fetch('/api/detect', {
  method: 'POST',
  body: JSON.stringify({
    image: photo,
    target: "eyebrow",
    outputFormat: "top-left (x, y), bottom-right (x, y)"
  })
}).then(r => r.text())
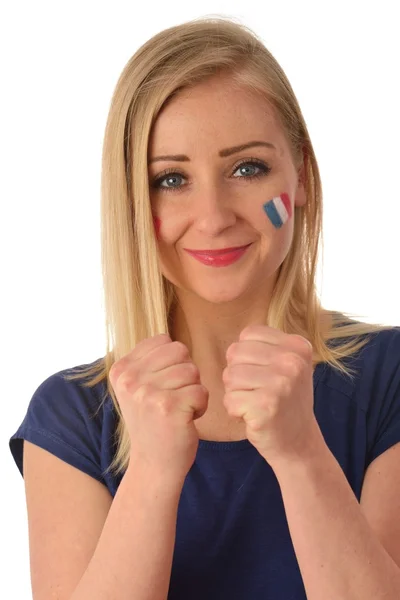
top-left (148, 140), bottom-right (276, 165)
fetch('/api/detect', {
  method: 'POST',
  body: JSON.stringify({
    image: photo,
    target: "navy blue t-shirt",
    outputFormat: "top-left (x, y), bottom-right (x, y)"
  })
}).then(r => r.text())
top-left (9, 326), bottom-right (400, 600)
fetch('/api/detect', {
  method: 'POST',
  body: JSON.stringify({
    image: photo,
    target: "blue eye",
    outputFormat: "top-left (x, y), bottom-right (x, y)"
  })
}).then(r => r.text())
top-left (151, 159), bottom-right (271, 193)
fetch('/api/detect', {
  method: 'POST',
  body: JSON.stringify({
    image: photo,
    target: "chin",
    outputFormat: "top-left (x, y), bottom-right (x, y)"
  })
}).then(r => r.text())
top-left (168, 267), bottom-right (264, 303)
top-left (192, 284), bottom-right (250, 304)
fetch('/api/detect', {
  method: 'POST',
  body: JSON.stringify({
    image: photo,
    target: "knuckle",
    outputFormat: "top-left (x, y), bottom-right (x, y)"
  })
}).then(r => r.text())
top-left (155, 334), bottom-right (172, 348)
top-left (118, 369), bottom-right (139, 394)
top-left (109, 359), bottom-right (124, 381)
top-left (109, 363), bottom-right (119, 383)
top-left (277, 376), bottom-right (292, 397)
top-left (281, 352), bottom-right (304, 375)
top-left (197, 383), bottom-right (209, 397)
top-left (183, 361), bottom-right (199, 378)
top-left (171, 341), bottom-right (190, 358)
top-left (227, 342), bottom-right (240, 360)
top-left (222, 366), bottom-right (232, 385)
top-left (154, 390), bottom-right (175, 415)
top-left (188, 383), bottom-right (208, 403)
top-left (293, 334), bottom-right (313, 355)
top-left (135, 382), bottom-right (157, 402)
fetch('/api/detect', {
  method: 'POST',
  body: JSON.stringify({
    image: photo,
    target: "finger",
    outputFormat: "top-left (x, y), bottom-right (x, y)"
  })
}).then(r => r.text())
top-left (227, 340), bottom-right (288, 365)
top-left (223, 389), bottom-right (257, 419)
top-left (115, 333), bottom-right (172, 370)
top-left (238, 326), bottom-right (312, 358)
top-left (174, 385), bottom-right (209, 420)
top-left (239, 324), bottom-right (284, 343)
top-left (223, 363), bottom-right (271, 390)
top-left (141, 340), bottom-right (192, 373)
top-left (226, 340), bottom-right (272, 364)
top-left (143, 361), bottom-right (201, 390)
top-left (131, 333), bottom-right (172, 361)
top-left (110, 334), bottom-right (172, 381)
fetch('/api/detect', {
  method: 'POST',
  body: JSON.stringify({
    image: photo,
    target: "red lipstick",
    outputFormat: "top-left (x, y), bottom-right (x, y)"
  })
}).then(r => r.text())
top-left (183, 244), bottom-right (252, 267)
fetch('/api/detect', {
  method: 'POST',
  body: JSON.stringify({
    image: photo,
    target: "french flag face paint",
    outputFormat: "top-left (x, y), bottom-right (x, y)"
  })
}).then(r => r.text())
top-left (262, 192), bottom-right (292, 229)
top-left (153, 215), bottom-right (161, 238)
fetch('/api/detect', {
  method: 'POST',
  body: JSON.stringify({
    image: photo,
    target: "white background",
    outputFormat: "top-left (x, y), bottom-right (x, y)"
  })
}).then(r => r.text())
top-left (1, 0), bottom-right (399, 597)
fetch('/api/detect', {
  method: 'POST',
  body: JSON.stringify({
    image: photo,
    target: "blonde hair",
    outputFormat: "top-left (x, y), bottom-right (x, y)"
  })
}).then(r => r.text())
top-left (64, 15), bottom-right (393, 477)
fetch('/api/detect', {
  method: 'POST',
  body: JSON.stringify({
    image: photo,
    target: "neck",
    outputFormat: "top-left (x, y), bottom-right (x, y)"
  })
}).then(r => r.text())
top-left (170, 285), bottom-right (274, 375)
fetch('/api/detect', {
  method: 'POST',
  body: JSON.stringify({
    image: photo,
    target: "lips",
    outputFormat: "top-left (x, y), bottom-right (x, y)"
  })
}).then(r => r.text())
top-left (183, 243), bottom-right (252, 267)
top-left (183, 243), bottom-right (251, 256)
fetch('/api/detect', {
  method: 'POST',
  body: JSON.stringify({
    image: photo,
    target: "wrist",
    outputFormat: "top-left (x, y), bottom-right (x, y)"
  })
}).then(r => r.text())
top-left (266, 420), bottom-right (329, 476)
top-left (124, 458), bottom-right (186, 499)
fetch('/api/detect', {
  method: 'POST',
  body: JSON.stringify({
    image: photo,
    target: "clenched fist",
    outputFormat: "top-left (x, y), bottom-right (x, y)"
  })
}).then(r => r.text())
top-left (109, 334), bottom-right (209, 483)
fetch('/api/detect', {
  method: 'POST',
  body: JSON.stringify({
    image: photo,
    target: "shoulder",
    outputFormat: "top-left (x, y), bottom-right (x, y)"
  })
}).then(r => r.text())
top-left (312, 326), bottom-right (400, 485)
top-left (320, 325), bottom-right (400, 411)
top-left (35, 357), bottom-right (110, 419)
top-left (10, 357), bottom-right (118, 489)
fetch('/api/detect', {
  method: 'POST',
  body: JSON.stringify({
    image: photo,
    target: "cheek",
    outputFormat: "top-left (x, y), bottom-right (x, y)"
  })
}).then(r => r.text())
top-left (262, 192), bottom-right (292, 229)
top-left (152, 209), bottom-right (189, 245)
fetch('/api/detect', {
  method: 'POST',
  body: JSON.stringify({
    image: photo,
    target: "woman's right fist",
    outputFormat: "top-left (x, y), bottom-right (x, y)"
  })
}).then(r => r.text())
top-left (109, 334), bottom-right (209, 482)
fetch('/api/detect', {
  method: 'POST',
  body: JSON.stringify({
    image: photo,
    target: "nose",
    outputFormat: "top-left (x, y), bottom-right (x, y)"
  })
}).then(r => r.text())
top-left (193, 184), bottom-right (237, 236)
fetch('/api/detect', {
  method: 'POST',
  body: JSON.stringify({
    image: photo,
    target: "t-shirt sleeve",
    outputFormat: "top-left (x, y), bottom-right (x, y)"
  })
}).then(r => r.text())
top-left (9, 365), bottom-right (107, 484)
top-left (365, 327), bottom-right (400, 467)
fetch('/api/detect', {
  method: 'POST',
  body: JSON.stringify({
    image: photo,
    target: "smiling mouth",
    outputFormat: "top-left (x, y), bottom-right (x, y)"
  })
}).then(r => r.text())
top-left (183, 243), bottom-right (252, 256)
top-left (183, 244), bottom-right (253, 267)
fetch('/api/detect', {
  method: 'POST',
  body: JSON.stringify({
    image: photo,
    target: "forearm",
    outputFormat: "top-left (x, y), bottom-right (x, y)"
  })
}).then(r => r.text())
top-left (70, 462), bottom-right (182, 600)
top-left (270, 429), bottom-right (400, 600)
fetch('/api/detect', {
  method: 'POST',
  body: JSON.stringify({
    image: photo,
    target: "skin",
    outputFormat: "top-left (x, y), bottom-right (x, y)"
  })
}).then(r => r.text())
top-left (147, 74), bottom-right (307, 428)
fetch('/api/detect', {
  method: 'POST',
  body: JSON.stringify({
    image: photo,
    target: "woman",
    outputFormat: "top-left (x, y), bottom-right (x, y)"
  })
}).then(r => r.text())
top-left (9, 16), bottom-right (400, 600)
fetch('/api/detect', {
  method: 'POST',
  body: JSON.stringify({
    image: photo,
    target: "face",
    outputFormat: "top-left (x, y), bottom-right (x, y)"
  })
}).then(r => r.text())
top-left (147, 75), bottom-right (306, 304)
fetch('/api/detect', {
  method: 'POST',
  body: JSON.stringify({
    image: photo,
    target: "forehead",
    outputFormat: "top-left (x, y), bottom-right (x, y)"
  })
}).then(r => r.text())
top-left (148, 78), bottom-right (286, 158)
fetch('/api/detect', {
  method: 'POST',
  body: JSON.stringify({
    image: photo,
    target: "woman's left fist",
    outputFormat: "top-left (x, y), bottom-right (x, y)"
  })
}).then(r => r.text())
top-left (222, 324), bottom-right (323, 468)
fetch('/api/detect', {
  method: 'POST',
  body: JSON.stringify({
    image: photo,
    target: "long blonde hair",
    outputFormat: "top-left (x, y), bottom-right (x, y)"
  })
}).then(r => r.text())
top-left (64, 15), bottom-right (393, 477)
